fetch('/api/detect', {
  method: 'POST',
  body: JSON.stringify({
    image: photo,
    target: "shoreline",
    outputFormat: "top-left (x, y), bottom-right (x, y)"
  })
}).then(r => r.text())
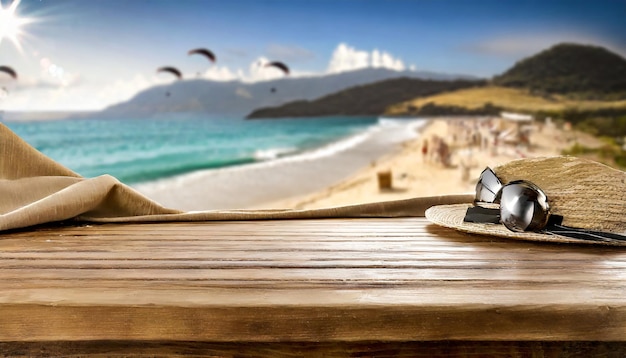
top-left (261, 116), bottom-right (600, 210)
top-left (134, 118), bottom-right (428, 211)
top-left (135, 115), bottom-right (602, 212)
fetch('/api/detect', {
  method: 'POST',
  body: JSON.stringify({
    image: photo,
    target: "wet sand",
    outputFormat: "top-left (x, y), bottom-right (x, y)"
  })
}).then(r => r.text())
top-left (134, 118), bottom-right (428, 211)
top-left (135, 116), bottom-right (595, 211)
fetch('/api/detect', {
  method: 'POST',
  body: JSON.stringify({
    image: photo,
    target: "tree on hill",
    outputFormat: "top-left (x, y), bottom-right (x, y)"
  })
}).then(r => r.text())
top-left (492, 43), bottom-right (626, 97)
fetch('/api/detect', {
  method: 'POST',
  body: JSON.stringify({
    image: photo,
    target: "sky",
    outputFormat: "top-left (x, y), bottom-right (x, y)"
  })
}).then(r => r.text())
top-left (0, 0), bottom-right (625, 111)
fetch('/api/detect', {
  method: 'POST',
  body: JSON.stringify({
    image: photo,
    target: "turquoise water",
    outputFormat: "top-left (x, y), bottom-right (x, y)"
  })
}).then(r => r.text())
top-left (3, 114), bottom-right (380, 184)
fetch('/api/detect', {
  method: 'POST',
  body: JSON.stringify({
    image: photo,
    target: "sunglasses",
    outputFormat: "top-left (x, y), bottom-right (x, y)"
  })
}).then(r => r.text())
top-left (474, 167), bottom-right (551, 232)
top-left (465, 167), bottom-right (626, 243)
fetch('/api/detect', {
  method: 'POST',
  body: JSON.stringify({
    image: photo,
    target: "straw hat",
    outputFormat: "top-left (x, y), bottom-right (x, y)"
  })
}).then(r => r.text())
top-left (425, 156), bottom-right (626, 246)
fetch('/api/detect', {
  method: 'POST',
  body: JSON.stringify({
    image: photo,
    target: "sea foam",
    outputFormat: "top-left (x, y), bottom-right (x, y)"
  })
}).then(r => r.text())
top-left (134, 118), bottom-right (428, 210)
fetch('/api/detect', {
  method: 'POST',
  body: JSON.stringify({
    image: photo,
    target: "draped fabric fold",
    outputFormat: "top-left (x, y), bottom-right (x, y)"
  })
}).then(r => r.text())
top-left (0, 123), bottom-right (473, 232)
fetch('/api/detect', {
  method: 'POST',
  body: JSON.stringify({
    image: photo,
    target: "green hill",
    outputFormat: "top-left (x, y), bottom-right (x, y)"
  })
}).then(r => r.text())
top-left (492, 43), bottom-right (626, 98)
top-left (247, 43), bottom-right (626, 119)
top-left (247, 78), bottom-right (485, 119)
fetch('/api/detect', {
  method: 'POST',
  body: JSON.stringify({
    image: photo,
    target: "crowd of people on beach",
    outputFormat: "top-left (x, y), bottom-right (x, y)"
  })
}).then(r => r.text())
top-left (419, 116), bottom-right (537, 181)
top-left (421, 135), bottom-right (451, 167)
top-left (283, 115), bottom-right (579, 210)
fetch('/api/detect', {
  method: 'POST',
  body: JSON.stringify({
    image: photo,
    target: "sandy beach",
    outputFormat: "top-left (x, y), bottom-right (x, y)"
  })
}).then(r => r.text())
top-left (135, 115), bottom-right (599, 211)
top-left (259, 116), bottom-right (600, 210)
top-left (133, 118), bottom-right (427, 211)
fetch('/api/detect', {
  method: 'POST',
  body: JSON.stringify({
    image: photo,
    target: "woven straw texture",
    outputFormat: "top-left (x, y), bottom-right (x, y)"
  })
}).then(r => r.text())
top-left (494, 156), bottom-right (626, 233)
top-left (425, 156), bottom-right (626, 246)
top-left (426, 204), bottom-right (626, 246)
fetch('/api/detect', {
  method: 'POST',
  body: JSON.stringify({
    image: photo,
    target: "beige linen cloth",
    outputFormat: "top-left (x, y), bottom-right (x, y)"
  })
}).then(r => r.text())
top-left (0, 123), bottom-right (473, 232)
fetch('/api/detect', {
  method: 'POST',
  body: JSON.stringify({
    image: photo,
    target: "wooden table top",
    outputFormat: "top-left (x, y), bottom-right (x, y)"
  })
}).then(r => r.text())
top-left (0, 218), bottom-right (625, 343)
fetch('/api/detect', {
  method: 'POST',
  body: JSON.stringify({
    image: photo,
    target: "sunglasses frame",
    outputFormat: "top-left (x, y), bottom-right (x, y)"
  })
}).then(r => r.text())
top-left (474, 167), bottom-right (551, 233)
top-left (474, 167), bottom-right (502, 204)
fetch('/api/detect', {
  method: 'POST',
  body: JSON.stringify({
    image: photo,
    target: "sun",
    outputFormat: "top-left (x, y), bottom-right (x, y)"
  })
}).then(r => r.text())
top-left (0, 0), bottom-right (35, 52)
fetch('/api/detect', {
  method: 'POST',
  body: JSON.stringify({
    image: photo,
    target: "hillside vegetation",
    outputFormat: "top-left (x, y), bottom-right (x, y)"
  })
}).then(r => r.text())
top-left (387, 43), bottom-right (626, 143)
top-left (492, 43), bottom-right (626, 98)
top-left (247, 78), bottom-right (485, 119)
top-left (386, 86), bottom-right (626, 114)
top-left (250, 43), bottom-right (626, 120)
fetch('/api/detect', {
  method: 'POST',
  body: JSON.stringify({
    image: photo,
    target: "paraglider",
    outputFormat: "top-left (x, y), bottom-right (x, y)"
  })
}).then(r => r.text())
top-left (188, 48), bottom-right (216, 63)
top-left (156, 66), bottom-right (182, 80)
top-left (156, 67), bottom-right (181, 98)
top-left (188, 48), bottom-right (216, 78)
top-left (264, 61), bottom-right (289, 75)
top-left (263, 61), bottom-right (289, 93)
top-left (0, 66), bottom-right (17, 101)
top-left (0, 65), bottom-right (17, 80)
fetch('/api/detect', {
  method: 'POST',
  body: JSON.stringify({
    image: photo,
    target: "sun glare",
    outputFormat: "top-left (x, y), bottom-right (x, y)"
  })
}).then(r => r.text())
top-left (0, 0), bottom-right (34, 52)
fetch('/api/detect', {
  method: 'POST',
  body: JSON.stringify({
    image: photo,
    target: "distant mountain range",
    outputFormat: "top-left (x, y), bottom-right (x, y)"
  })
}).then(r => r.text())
top-left (248, 43), bottom-right (626, 119)
top-left (99, 68), bottom-right (477, 118)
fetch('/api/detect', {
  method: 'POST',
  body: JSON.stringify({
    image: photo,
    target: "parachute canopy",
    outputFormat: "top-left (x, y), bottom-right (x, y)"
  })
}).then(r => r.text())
top-left (157, 66), bottom-right (182, 80)
top-left (0, 66), bottom-right (17, 80)
top-left (188, 48), bottom-right (216, 63)
top-left (265, 61), bottom-right (289, 75)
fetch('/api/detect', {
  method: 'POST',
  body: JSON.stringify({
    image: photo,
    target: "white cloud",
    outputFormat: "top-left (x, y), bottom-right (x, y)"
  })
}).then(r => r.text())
top-left (202, 65), bottom-right (239, 81)
top-left (200, 57), bottom-right (295, 83)
top-left (5, 42), bottom-right (410, 110)
top-left (327, 43), bottom-right (406, 73)
top-left (327, 43), bottom-right (370, 73)
top-left (2, 73), bottom-right (156, 111)
top-left (3, 58), bottom-right (83, 93)
top-left (371, 49), bottom-right (405, 70)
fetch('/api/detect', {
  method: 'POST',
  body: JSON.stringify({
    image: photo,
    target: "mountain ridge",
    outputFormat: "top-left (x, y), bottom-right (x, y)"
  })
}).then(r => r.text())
top-left (250, 43), bottom-right (626, 119)
top-left (99, 68), bottom-right (477, 118)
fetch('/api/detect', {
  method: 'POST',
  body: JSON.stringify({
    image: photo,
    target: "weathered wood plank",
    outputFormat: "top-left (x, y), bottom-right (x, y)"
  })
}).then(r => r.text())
top-left (2, 340), bottom-right (625, 358)
top-left (2, 305), bottom-right (626, 341)
top-left (0, 218), bottom-right (625, 343)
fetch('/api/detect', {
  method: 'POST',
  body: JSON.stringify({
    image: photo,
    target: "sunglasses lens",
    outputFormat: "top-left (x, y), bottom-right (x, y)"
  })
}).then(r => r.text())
top-left (475, 168), bottom-right (502, 203)
top-left (497, 181), bottom-right (550, 232)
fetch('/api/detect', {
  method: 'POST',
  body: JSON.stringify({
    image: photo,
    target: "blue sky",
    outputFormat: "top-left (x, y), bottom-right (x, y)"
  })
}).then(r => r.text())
top-left (1, 0), bottom-right (625, 110)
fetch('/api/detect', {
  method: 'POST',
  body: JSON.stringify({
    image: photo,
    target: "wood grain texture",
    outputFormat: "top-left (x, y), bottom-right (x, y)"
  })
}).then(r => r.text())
top-left (0, 218), bottom-right (625, 343)
top-left (2, 341), bottom-right (626, 358)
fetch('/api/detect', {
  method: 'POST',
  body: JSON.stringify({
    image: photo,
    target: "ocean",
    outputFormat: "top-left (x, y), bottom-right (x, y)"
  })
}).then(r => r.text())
top-left (3, 114), bottom-right (427, 209)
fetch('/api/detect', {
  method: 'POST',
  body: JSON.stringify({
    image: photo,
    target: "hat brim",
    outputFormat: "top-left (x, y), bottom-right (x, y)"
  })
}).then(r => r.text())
top-left (425, 204), bottom-right (626, 247)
